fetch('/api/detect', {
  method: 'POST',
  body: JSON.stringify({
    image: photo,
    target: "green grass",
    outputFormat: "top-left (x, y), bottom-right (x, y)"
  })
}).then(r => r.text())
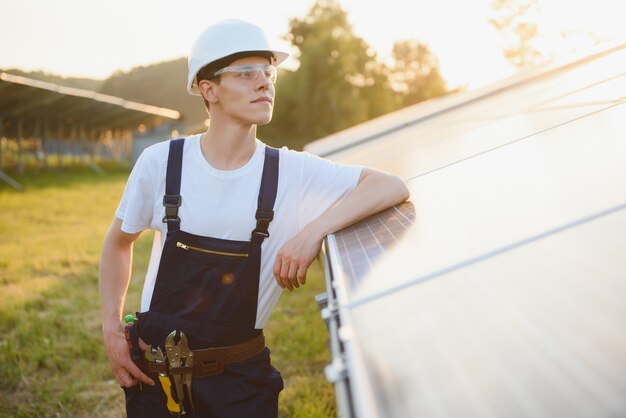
top-left (0, 163), bottom-right (335, 417)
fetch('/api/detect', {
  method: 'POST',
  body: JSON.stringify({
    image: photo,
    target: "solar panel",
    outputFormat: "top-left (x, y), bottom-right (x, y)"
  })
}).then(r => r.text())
top-left (343, 207), bottom-right (626, 417)
top-left (333, 201), bottom-right (416, 294)
top-left (325, 57), bottom-right (626, 180)
top-left (310, 42), bottom-right (626, 418)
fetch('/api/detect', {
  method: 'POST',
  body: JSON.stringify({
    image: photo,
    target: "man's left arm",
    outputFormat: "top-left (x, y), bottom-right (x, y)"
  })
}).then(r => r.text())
top-left (273, 168), bottom-right (409, 290)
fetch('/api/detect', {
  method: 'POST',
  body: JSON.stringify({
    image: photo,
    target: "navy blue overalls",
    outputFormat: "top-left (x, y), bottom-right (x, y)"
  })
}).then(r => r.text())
top-left (124, 138), bottom-right (284, 418)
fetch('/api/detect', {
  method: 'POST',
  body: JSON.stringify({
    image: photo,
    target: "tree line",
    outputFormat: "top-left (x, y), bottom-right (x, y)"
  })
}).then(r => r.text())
top-left (259, 0), bottom-right (450, 149)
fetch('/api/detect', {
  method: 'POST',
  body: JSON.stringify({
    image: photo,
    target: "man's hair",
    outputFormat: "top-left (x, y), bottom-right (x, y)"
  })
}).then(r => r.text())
top-left (196, 50), bottom-right (274, 112)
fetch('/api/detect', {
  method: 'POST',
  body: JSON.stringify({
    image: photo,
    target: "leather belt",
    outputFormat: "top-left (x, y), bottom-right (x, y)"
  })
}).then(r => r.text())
top-left (137, 333), bottom-right (266, 378)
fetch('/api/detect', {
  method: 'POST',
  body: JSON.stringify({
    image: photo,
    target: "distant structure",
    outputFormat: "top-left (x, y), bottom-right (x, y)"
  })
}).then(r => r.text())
top-left (0, 72), bottom-right (181, 189)
top-left (307, 41), bottom-right (626, 418)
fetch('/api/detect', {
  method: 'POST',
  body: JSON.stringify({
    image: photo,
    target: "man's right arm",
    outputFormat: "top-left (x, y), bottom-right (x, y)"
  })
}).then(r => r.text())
top-left (99, 218), bottom-right (154, 387)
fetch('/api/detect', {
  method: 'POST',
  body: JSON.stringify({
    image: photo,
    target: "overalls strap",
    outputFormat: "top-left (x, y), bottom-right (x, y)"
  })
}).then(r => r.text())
top-left (252, 146), bottom-right (279, 245)
top-left (163, 137), bottom-right (185, 232)
top-left (162, 139), bottom-right (279, 240)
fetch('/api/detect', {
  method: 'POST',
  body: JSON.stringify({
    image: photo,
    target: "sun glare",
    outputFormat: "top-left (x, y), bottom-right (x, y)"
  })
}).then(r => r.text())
top-left (1, 0), bottom-right (625, 90)
top-left (534, 0), bottom-right (626, 59)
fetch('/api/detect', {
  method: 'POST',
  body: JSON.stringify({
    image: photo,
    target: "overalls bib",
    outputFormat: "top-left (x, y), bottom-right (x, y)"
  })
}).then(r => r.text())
top-left (137, 137), bottom-right (279, 348)
top-left (125, 138), bottom-right (283, 418)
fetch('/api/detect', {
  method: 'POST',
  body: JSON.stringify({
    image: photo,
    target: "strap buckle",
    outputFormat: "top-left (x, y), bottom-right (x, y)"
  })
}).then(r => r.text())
top-left (252, 208), bottom-right (274, 241)
top-left (162, 195), bottom-right (181, 224)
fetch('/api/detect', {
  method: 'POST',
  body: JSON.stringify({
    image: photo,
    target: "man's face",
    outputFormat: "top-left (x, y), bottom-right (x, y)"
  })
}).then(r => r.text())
top-left (210, 56), bottom-right (276, 126)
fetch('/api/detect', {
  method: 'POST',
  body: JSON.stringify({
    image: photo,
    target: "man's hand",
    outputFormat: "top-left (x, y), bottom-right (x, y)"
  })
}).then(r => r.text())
top-left (103, 326), bottom-right (154, 388)
top-left (273, 228), bottom-right (323, 291)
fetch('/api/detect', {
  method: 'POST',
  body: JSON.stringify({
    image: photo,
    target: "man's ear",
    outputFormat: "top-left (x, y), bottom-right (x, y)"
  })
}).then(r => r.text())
top-left (198, 80), bottom-right (219, 104)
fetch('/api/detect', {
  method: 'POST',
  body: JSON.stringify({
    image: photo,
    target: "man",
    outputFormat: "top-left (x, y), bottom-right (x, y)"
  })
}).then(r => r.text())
top-left (100, 19), bottom-right (409, 418)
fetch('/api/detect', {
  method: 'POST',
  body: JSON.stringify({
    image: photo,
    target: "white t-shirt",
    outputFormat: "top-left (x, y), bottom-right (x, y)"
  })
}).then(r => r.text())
top-left (116, 134), bottom-right (362, 328)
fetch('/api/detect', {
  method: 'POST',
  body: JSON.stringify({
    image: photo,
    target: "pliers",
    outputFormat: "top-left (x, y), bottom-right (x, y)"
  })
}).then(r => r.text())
top-left (165, 330), bottom-right (194, 413)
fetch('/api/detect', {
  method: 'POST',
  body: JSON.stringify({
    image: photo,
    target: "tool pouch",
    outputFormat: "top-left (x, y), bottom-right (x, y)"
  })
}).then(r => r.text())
top-left (136, 311), bottom-right (197, 349)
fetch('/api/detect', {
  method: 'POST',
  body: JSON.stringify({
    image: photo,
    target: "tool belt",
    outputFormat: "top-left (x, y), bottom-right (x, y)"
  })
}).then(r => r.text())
top-left (138, 333), bottom-right (266, 379)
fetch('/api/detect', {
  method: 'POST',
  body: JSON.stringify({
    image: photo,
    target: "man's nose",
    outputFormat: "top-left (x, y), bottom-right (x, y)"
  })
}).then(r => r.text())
top-left (256, 74), bottom-right (271, 90)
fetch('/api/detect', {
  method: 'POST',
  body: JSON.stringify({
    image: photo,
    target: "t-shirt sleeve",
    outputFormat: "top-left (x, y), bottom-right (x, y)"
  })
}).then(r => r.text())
top-left (115, 150), bottom-right (157, 234)
top-left (296, 150), bottom-right (363, 229)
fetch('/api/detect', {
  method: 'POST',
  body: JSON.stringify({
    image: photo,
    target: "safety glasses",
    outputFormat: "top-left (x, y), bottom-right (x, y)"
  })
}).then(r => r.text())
top-left (213, 64), bottom-right (277, 83)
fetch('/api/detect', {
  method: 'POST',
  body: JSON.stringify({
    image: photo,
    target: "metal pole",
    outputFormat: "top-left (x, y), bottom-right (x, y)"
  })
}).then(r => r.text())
top-left (42, 119), bottom-right (49, 171)
top-left (0, 117), bottom-right (24, 191)
top-left (33, 119), bottom-right (41, 173)
top-left (57, 123), bottom-right (64, 169)
top-left (17, 118), bottom-right (24, 175)
top-left (0, 117), bottom-right (3, 172)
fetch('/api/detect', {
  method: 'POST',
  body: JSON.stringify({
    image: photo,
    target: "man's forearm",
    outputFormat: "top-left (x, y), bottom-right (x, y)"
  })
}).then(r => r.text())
top-left (99, 219), bottom-right (154, 387)
top-left (273, 168), bottom-right (409, 290)
top-left (99, 219), bottom-right (137, 335)
top-left (305, 168), bottom-right (409, 239)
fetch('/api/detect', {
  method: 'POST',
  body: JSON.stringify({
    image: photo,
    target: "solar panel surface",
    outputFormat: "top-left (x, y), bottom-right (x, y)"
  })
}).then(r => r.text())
top-left (310, 43), bottom-right (626, 417)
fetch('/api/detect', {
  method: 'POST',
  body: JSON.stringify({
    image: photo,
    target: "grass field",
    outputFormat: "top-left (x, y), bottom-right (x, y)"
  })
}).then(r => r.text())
top-left (0, 162), bottom-right (335, 417)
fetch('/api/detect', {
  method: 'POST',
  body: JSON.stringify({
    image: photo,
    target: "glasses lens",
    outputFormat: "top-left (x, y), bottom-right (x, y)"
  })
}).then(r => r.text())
top-left (265, 66), bottom-right (277, 83)
top-left (214, 65), bottom-right (277, 83)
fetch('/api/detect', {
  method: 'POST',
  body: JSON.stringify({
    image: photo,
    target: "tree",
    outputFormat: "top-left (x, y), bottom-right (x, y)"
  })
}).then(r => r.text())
top-left (489, 0), bottom-right (545, 69)
top-left (257, 67), bottom-right (300, 148)
top-left (260, 0), bottom-right (396, 148)
top-left (390, 40), bottom-right (448, 107)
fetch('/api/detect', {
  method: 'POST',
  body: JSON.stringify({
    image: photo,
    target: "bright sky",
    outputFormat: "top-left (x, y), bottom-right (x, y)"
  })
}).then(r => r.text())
top-left (1, 0), bottom-right (624, 90)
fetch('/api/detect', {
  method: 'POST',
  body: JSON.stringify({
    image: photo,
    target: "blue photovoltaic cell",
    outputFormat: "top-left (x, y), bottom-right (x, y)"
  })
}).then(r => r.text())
top-left (334, 201), bottom-right (415, 293)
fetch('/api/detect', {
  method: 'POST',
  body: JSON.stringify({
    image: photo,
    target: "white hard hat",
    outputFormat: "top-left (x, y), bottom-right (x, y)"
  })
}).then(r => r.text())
top-left (187, 19), bottom-right (289, 95)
